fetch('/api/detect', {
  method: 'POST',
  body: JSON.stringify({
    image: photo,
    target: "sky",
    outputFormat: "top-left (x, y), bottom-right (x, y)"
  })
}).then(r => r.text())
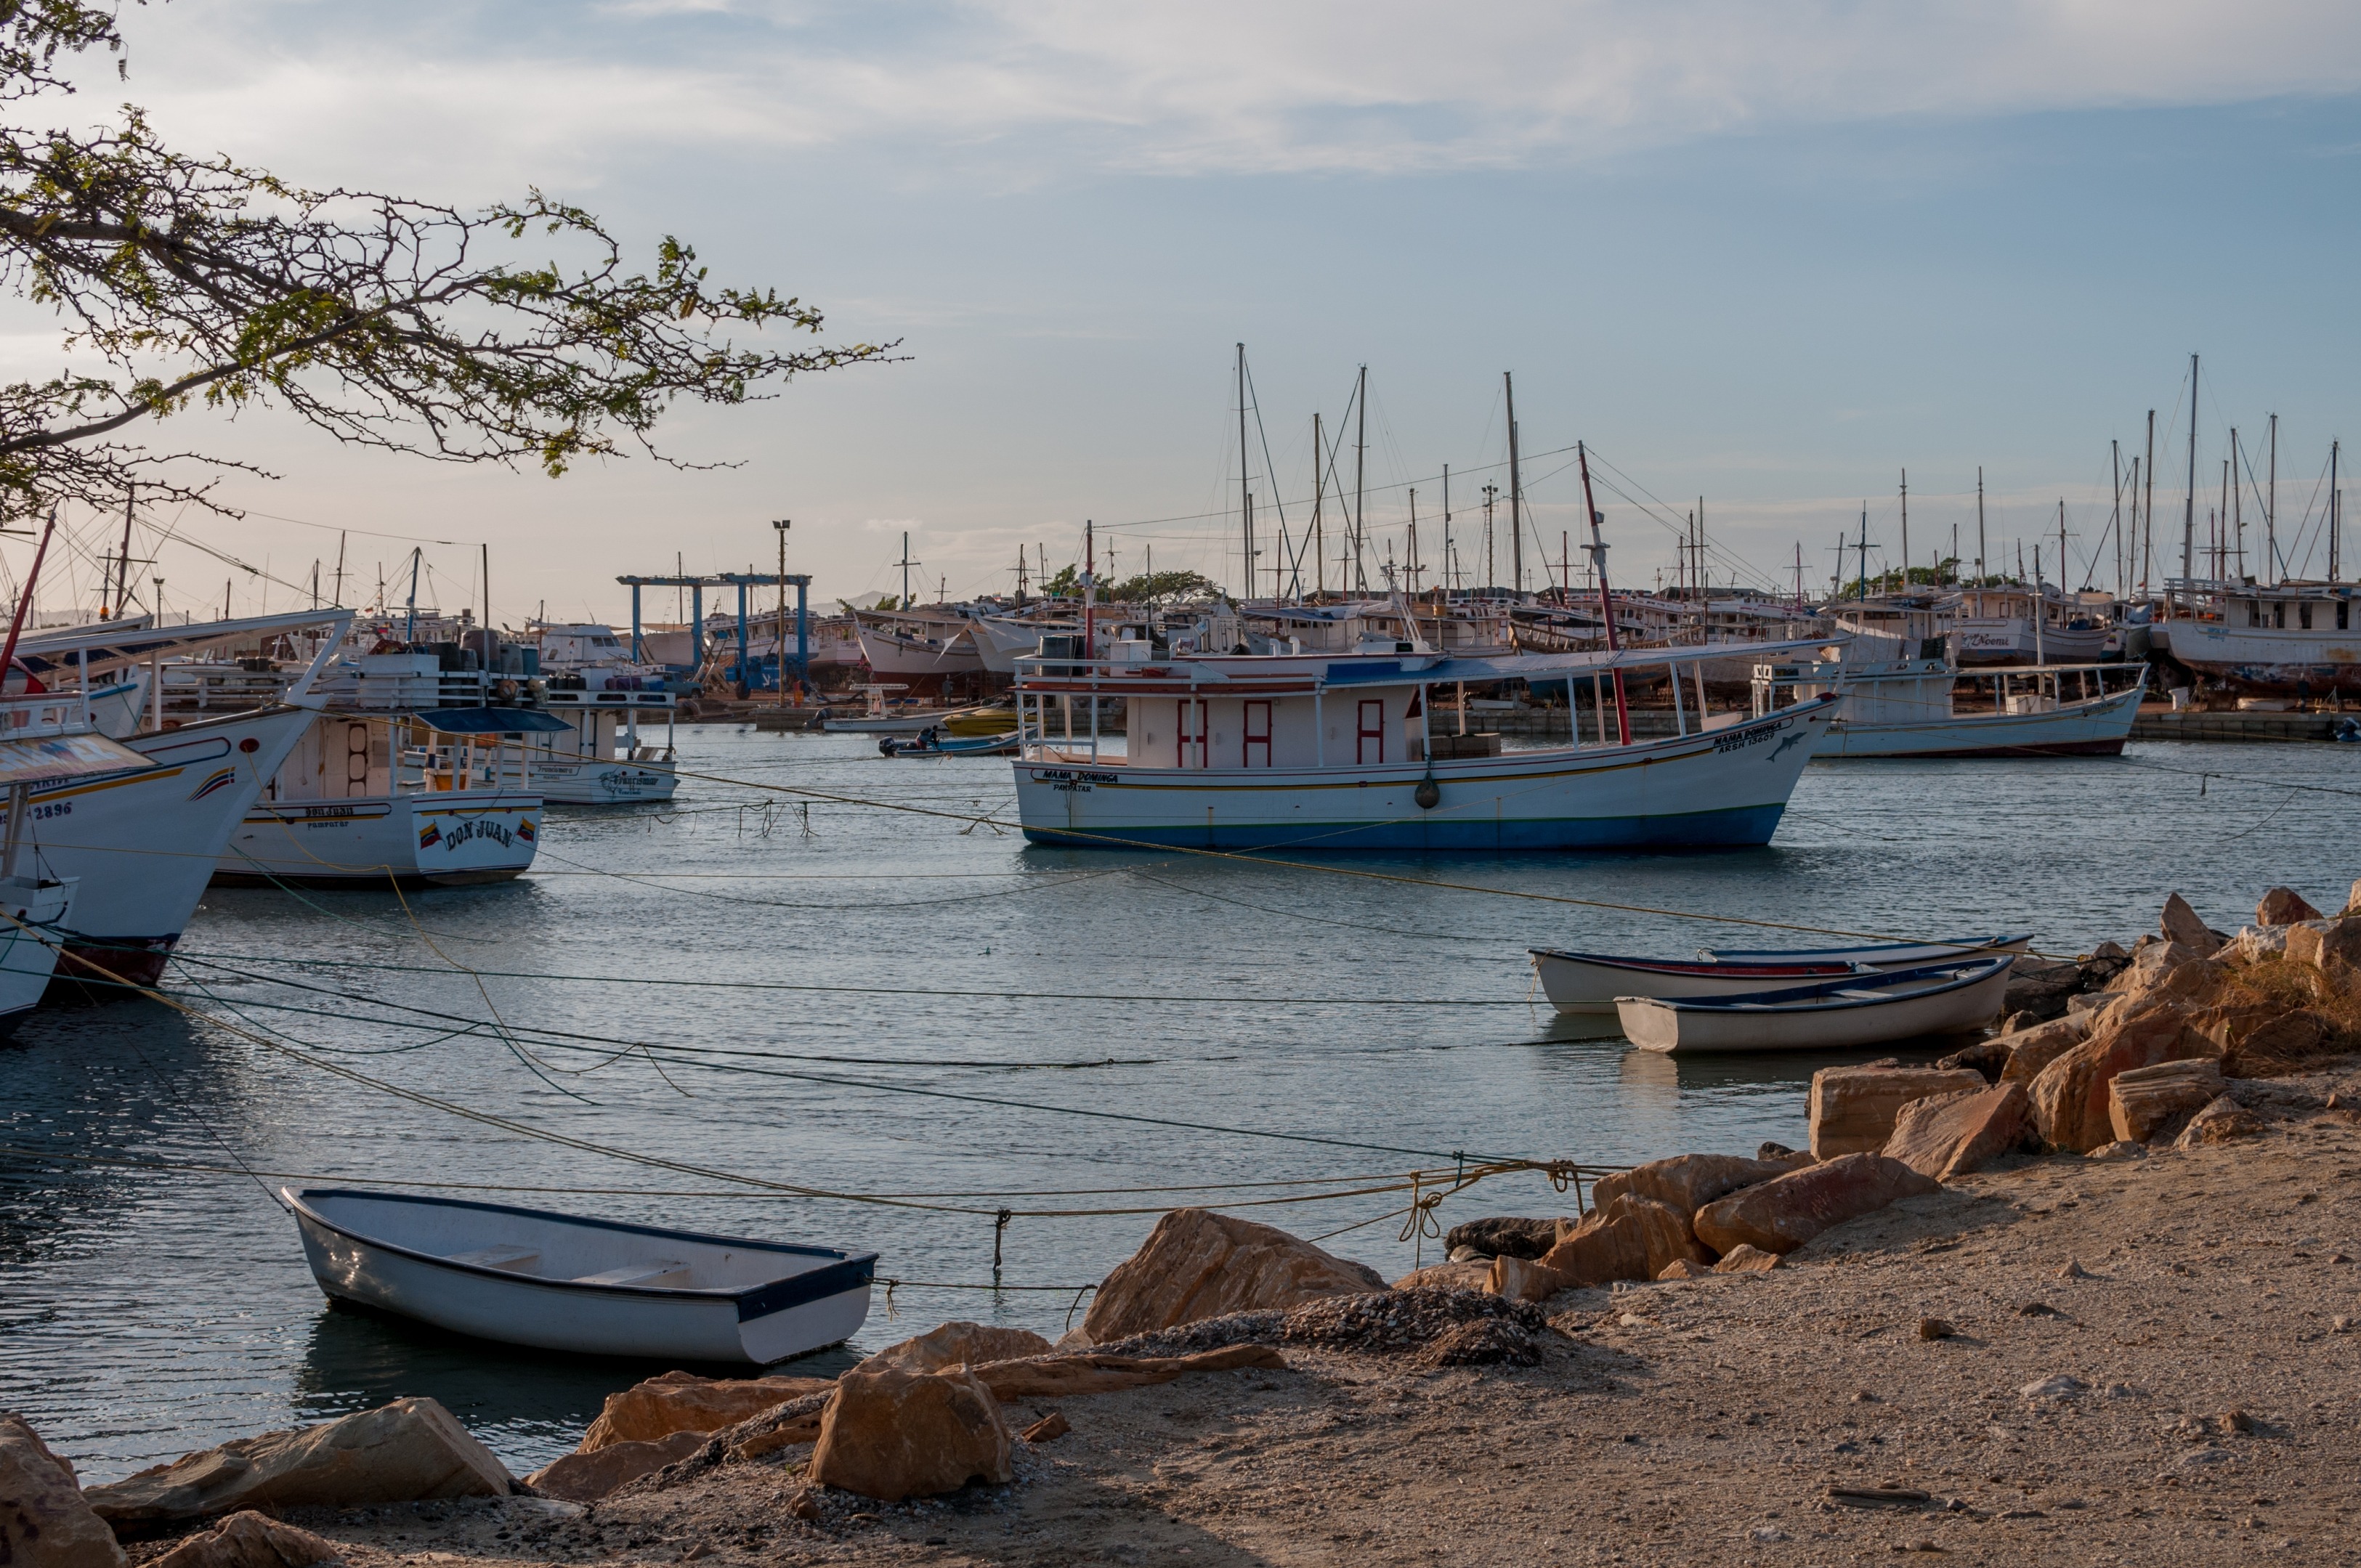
top-left (8, 0), bottom-right (2361, 625)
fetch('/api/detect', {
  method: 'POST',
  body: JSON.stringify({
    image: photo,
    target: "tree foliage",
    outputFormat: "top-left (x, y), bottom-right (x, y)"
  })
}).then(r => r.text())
top-left (1103, 568), bottom-right (1214, 603)
top-left (0, 2), bottom-right (890, 519)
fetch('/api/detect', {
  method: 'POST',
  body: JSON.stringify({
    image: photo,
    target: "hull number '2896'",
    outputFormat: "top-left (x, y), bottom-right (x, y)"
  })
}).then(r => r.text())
top-left (1034, 768), bottom-right (1117, 792)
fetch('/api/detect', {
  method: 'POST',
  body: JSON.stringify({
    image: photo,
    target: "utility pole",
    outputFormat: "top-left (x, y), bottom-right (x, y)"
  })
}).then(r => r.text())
top-left (774, 519), bottom-right (791, 703)
top-left (1505, 371), bottom-right (1524, 596)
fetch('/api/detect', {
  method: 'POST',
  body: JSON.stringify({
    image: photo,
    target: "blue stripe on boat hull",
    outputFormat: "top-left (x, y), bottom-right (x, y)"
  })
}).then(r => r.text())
top-left (1018, 802), bottom-right (1787, 853)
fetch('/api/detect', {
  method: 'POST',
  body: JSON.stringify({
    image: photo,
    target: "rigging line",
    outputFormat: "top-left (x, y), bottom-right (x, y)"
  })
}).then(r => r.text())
top-left (1127, 869), bottom-right (1504, 946)
top-left (381, 874), bottom-right (610, 1096)
top-left (133, 959), bottom-right (1566, 1169)
top-left (0, 1142), bottom-right (1466, 1201)
top-left (229, 508), bottom-right (477, 548)
top-left (171, 949), bottom-right (1530, 1007)
top-left (523, 846), bottom-right (1128, 912)
top-left (663, 765), bottom-right (1996, 948)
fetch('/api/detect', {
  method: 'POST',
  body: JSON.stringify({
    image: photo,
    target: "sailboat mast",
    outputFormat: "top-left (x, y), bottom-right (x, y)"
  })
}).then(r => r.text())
top-left (1353, 366), bottom-right (1368, 593)
top-left (2110, 441), bottom-right (2123, 598)
top-left (1899, 470), bottom-right (1908, 592)
top-left (2268, 413), bottom-right (2279, 585)
top-left (1976, 468), bottom-right (1987, 589)
top-left (2142, 408), bottom-right (2157, 597)
top-left (1505, 371), bottom-right (1523, 597)
top-left (1576, 442), bottom-right (1629, 746)
top-left (1311, 413), bottom-right (1327, 598)
top-left (2230, 428), bottom-right (2243, 580)
top-left (2180, 353), bottom-right (2198, 611)
top-left (1236, 345), bottom-right (1252, 602)
top-left (2333, 440), bottom-right (2343, 582)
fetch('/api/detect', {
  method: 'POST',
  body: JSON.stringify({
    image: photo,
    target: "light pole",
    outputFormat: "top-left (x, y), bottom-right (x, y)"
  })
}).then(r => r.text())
top-left (772, 519), bottom-right (791, 706)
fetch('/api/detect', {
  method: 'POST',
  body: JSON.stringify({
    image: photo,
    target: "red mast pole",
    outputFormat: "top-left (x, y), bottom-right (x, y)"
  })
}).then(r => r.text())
top-left (0, 510), bottom-right (57, 686)
top-left (1576, 444), bottom-right (1630, 747)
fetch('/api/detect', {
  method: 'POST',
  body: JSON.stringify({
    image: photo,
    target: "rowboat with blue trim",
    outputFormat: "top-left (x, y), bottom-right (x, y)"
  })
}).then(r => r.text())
top-left (1613, 954), bottom-right (2015, 1055)
top-left (284, 1188), bottom-right (877, 1364)
top-left (1699, 934), bottom-right (2032, 965)
top-left (1529, 950), bottom-right (1873, 1017)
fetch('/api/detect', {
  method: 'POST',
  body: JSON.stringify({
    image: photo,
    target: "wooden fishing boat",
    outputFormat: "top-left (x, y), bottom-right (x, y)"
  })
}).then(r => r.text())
top-left (284, 1188), bottom-right (876, 1364)
top-left (1614, 954), bottom-right (2014, 1055)
top-left (1528, 950), bottom-right (1868, 1016)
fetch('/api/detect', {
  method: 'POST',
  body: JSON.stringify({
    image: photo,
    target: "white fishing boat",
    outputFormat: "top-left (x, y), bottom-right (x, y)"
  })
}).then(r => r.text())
top-left (217, 707), bottom-right (544, 887)
top-left (1615, 954), bottom-right (2014, 1055)
top-left (283, 1187), bottom-right (876, 1364)
top-left (820, 685), bottom-right (984, 734)
top-left (0, 702), bottom-right (153, 1024)
top-left (1010, 637), bottom-right (1839, 850)
top-left (1531, 933), bottom-right (2029, 1016)
top-left (1753, 655), bottom-right (2147, 758)
top-left (2152, 580), bottom-right (2361, 695)
top-left (1952, 585), bottom-right (2118, 665)
top-left (494, 689), bottom-right (678, 805)
top-left (1, 609), bottom-right (355, 988)
top-left (851, 610), bottom-right (984, 678)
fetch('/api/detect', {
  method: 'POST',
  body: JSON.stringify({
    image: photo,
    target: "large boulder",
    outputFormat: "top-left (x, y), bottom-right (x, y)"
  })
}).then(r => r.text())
top-left (806, 1368), bottom-right (1013, 1503)
top-left (1692, 1153), bottom-right (1939, 1256)
top-left (2002, 958), bottom-right (2085, 1022)
top-left (2285, 917), bottom-right (2361, 987)
top-left (2027, 998), bottom-right (2221, 1153)
top-left (1539, 1194), bottom-right (1704, 1283)
top-left (1881, 1082), bottom-right (2029, 1179)
top-left (523, 1431), bottom-right (707, 1503)
top-left (2108, 1058), bottom-right (2225, 1145)
top-left (1588, 1153), bottom-right (1804, 1218)
top-left (2159, 893), bottom-right (2224, 956)
top-left (2256, 887), bottom-right (2323, 927)
top-left (1440, 1216), bottom-right (1558, 1260)
top-left (2176, 1094), bottom-right (2267, 1146)
top-left (1079, 1209), bottom-right (1383, 1344)
top-left (2106, 940), bottom-right (2206, 997)
top-left (150, 1511), bottom-right (341, 1568)
top-left (579, 1371), bottom-right (835, 1452)
top-left (0, 1413), bottom-right (128, 1568)
top-left (1995, 1013), bottom-right (2094, 1084)
top-left (84, 1399), bottom-right (510, 1527)
top-left (1807, 1065), bottom-right (1988, 1158)
top-left (853, 1322), bottom-right (1052, 1376)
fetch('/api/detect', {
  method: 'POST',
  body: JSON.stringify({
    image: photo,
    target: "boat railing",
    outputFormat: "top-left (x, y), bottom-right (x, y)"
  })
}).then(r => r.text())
top-left (1749, 658), bottom-right (2147, 718)
top-left (0, 687), bottom-right (97, 736)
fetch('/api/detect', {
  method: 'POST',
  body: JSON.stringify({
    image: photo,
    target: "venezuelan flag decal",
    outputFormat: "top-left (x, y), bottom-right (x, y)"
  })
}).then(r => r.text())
top-left (187, 767), bottom-right (238, 802)
top-left (417, 821), bottom-right (442, 849)
top-left (517, 818), bottom-right (536, 842)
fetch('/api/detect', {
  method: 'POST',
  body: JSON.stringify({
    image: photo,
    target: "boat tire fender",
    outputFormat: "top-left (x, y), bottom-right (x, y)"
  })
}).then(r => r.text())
top-left (1414, 773), bottom-right (1441, 811)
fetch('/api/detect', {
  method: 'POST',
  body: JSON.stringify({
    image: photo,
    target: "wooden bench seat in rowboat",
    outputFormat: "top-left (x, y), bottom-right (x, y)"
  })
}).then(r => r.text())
top-left (573, 1261), bottom-right (693, 1287)
top-left (447, 1246), bottom-right (541, 1272)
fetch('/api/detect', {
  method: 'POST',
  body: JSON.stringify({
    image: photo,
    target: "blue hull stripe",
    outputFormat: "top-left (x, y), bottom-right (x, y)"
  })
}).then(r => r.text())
top-left (1019, 802), bottom-right (1787, 852)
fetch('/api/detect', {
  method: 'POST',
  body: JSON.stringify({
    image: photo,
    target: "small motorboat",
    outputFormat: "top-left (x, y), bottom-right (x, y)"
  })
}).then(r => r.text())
top-left (284, 1188), bottom-right (875, 1364)
top-left (1528, 933), bottom-right (2028, 1016)
top-left (878, 727), bottom-right (1019, 757)
top-left (1614, 954), bottom-right (2015, 1055)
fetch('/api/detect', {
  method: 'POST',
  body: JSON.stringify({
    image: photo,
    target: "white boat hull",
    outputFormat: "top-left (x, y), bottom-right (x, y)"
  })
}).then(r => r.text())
top-left (1953, 621), bottom-right (2113, 665)
top-left (21, 704), bottom-right (315, 989)
top-left (286, 1188), bottom-right (874, 1364)
top-left (1012, 699), bottom-right (1838, 850)
top-left (2153, 620), bottom-right (2361, 695)
top-left (1815, 683), bottom-right (2143, 758)
top-left (1618, 964), bottom-right (2011, 1054)
top-left (497, 755), bottom-right (677, 805)
top-left (216, 788), bottom-right (540, 887)
top-left (0, 876), bottom-right (72, 1029)
top-left (1533, 955), bottom-right (1862, 1016)
top-left (852, 620), bottom-right (983, 678)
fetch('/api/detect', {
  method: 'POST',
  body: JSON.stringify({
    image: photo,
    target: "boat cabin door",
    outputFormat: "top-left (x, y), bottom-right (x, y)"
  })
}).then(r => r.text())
top-left (1176, 698), bottom-right (1208, 768)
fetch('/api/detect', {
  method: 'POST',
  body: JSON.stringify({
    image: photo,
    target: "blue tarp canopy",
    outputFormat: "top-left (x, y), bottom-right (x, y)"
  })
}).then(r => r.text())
top-left (416, 707), bottom-right (574, 734)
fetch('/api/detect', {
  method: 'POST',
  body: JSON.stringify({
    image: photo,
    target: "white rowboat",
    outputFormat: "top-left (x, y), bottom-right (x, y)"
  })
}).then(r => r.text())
top-left (1615, 954), bottom-right (2014, 1055)
top-left (285, 1188), bottom-right (877, 1364)
top-left (1701, 934), bottom-right (2032, 964)
top-left (1531, 933), bottom-right (2028, 1016)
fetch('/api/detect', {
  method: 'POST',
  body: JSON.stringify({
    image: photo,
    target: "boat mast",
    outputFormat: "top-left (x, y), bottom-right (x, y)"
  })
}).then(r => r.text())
top-left (1311, 413), bottom-right (1326, 598)
top-left (404, 546), bottom-right (421, 644)
top-left (110, 484), bottom-right (135, 618)
top-left (1976, 468), bottom-right (1987, 593)
top-left (1899, 470), bottom-right (1908, 593)
top-left (1083, 519), bottom-right (1096, 666)
top-left (2230, 428), bottom-right (2243, 580)
top-left (1236, 344), bottom-right (1252, 602)
top-left (1576, 442), bottom-right (1630, 746)
top-left (2180, 352), bottom-right (2198, 613)
top-left (1441, 463), bottom-right (1451, 604)
top-left (1353, 366), bottom-right (1368, 594)
top-left (2142, 408), bottom-right (2157, 598)
top-left (1505, 372), bottom-right (1524, 598)
top-left (2110, 441), bottom-right (2123, 598)
top-left (2333, 439), bottom-right (2342, 582)
top-left (897, 531), bottom-right (913, 610)
top-left (2267, 413), bottom-right (2278, 585)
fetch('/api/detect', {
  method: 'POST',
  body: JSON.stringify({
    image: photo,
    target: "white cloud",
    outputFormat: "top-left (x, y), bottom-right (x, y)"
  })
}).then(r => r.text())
top-left (42, 1), bottom-right (2361, 192)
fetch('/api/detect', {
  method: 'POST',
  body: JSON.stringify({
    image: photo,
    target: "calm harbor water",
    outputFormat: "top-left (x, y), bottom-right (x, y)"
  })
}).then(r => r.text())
top-left (3, 728), bottom-right (2354, 1480)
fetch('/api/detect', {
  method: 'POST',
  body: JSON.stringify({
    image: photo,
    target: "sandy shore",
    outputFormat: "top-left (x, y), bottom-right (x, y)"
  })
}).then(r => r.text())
top-left (145, 1065), bottom-right (2361, 1568)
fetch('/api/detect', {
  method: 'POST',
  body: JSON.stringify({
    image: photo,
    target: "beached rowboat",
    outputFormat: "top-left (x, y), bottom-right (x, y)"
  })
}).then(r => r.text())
top-left (1613, 954), bottom-right (2014, 1055)
top-left (284, 1188), bottom-right (876, 1364)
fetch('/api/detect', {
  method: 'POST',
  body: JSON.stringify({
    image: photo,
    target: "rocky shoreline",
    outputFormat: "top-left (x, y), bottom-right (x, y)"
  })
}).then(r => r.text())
top-left (8, 885), bottom-right (2361, 1567)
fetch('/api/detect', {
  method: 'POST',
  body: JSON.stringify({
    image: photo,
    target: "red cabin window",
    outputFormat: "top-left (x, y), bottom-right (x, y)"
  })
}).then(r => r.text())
top-left (1356, 699), bottom-right (1385, 765)
top-left (1176, 699), bottom-right (1208, 768)
top-left (1242, 700), bottom-right (1272, 768)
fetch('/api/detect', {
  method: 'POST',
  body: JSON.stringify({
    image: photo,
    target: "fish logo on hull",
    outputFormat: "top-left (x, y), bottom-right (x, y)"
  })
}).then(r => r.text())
top-left (187, 767), bottom-right (238, 801)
